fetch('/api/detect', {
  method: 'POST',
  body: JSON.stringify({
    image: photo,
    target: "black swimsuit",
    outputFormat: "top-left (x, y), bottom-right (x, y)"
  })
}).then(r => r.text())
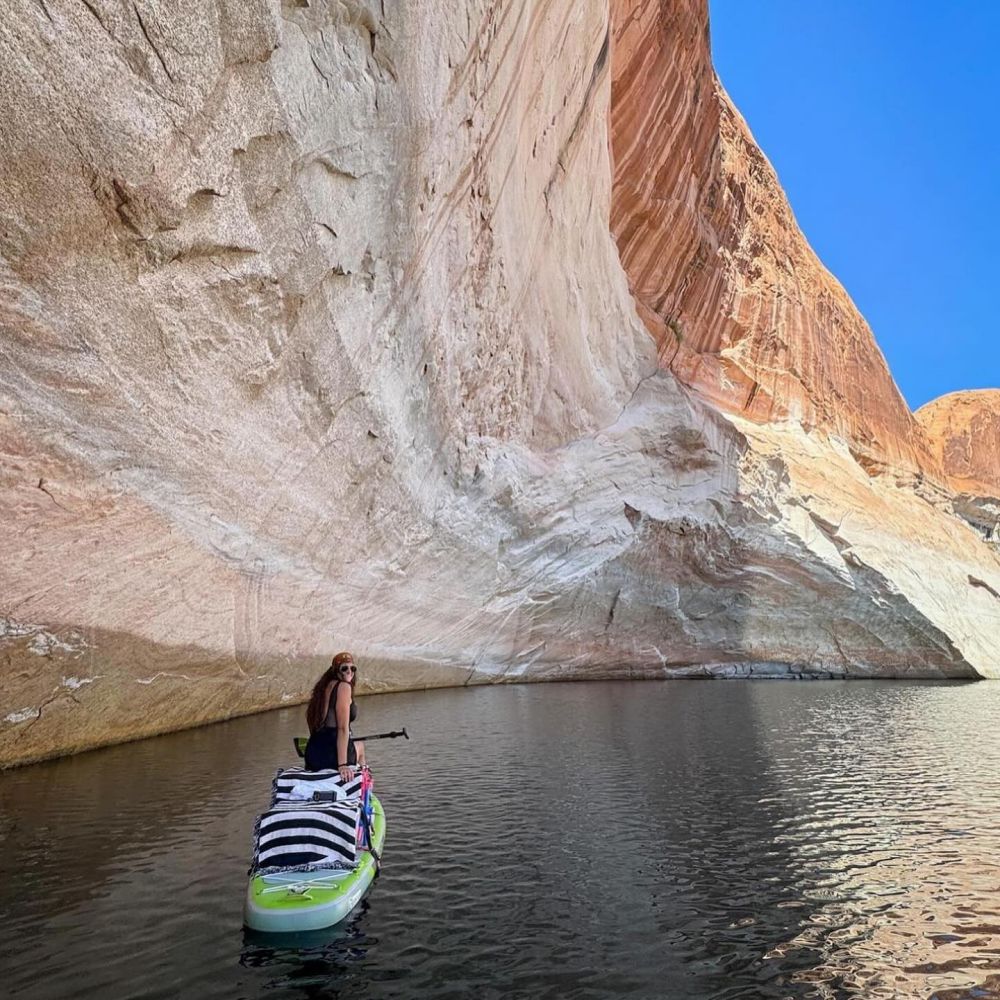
top-left (304, 680), bottom-right (357, 771)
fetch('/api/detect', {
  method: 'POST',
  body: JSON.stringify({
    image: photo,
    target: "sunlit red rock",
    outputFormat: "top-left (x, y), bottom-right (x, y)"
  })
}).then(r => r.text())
top-left (609, 0), bottom-right (936, 476)
top-left (916, 391), bottom-right (1000, 499)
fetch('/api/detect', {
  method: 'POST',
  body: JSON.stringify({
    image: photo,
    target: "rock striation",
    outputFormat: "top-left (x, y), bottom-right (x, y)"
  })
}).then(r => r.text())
top-left (1, 0), bottom-right (998, 766)
top-left (609, 0), bottom-right (936, 477)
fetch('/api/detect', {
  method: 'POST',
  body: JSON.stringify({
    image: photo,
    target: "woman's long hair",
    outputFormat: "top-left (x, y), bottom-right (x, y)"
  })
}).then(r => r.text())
top-left (306, 652), bottom-right (357, 734)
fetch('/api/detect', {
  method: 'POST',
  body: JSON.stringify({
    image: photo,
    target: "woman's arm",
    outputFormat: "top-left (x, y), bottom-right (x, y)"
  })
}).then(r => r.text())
top-left (355, 740), bottom-right (366, 766)
top-left (335, 683), bottom-right (354, 780)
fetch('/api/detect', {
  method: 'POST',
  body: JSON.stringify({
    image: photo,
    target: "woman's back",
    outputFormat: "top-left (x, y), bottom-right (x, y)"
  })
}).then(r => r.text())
top-left (323, 679), bottom-right (357, 729)
top-left (305, 654), bottom-right (362, 775)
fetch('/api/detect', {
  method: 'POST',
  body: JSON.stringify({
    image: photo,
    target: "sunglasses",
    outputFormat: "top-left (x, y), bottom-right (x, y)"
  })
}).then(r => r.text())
top-left (339, 665), bottom-right (356, 674)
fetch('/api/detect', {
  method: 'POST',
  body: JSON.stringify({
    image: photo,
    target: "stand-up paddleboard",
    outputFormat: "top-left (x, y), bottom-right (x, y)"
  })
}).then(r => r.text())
top-left (244, 730), bottom-right (406, 933)
top-left (244, 794), bottom-right (385, 933)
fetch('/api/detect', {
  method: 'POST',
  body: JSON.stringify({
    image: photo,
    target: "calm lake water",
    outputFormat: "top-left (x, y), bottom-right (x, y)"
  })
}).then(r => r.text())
top-left (3, 680), bottom-right (1000, 999)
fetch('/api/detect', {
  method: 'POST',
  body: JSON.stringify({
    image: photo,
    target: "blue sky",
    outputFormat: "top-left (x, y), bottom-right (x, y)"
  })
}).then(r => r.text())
top-left (708, 1), bottom-right (999, 411)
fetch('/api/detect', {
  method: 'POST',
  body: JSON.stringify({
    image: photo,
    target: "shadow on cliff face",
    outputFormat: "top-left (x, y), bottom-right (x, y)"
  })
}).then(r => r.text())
top-left (0, 620), bottom-right (476, 769)
top-left (0, 622), bottom-right (303, 769)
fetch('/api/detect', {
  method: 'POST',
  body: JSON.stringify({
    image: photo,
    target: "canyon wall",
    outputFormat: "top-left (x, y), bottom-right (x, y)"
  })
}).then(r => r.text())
top-left (608, 0), bottom-right (936, 477)
top-left (1, 0), bottom-right (997, 767)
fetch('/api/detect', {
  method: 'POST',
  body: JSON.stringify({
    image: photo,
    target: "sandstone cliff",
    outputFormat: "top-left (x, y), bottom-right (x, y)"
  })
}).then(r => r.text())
top-left (917, 391), bottom-right (1000, 500)
top-left (1, 0), bottom-right (998, 767)
top-left (609, 0), bottom-right (937, 478)
top-left (917, 390), bottom-right (1000, 547)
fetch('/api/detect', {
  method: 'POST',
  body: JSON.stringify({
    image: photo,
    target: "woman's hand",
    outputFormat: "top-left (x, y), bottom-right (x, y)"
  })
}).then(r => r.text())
top-left (338, 764), bottom-right (356, 783)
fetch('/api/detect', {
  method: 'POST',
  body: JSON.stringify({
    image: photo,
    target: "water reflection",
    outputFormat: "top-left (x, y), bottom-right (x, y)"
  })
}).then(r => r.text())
top-left (2, 680), bottom-right (1000, 998)
top-left (743, 681), bottom-right (1000, 999)
top-left (241, 904), bottom-right (377, 998)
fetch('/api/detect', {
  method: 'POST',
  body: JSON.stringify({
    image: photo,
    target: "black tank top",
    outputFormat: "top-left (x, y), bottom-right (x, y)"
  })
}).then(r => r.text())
top-left (322, 680), bottom-right (357, 730)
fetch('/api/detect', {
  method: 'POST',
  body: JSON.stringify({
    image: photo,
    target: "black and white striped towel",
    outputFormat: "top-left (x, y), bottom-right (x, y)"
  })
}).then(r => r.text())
top-left (271, 767), bottom-right (363, 806)
top-left (252, 802), bottom-right (359, 874)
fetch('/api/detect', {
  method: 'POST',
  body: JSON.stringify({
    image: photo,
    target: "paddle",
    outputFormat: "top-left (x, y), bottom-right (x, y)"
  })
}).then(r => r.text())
top-left (353, 727), bottom-right (410, 743)
top-left (293, 728), bottom-right (409, 758)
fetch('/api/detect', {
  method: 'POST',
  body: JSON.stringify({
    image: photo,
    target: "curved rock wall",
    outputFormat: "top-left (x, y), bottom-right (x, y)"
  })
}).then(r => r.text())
top-left (0, 0), bottom-right (651, 763)
top-left (609, 0), bottom-right (935, 476)
top-left (1, 0), bottom-right (998, 766)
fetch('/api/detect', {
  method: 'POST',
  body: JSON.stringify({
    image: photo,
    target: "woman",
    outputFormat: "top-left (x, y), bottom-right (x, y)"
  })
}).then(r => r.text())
top-left (304, 652), bottom-right (365, 780)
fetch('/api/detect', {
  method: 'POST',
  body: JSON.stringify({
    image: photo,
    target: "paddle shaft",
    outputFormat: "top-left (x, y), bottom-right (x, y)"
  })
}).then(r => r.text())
top-left (293, 727), bottom-right (408, 758)
top-left (352, 728), bottom-right (409, 742)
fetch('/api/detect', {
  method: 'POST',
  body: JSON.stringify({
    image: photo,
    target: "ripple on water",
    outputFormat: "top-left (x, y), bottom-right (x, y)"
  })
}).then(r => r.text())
top-left (2, 681), bottom-right (1000, 998)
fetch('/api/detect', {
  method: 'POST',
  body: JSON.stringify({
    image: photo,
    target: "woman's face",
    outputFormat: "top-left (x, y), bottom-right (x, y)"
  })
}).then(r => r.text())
top-left (338, 659), bottom-right (356, 681)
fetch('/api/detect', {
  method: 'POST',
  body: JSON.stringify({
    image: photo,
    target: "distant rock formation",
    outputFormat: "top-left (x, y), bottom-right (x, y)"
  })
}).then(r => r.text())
top-left (917, 391), bottom-right (1000, 499)
top-left (917, 391), bottom-right (1000, 545)
top-left (1, 0), bottom-right (997, 766)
